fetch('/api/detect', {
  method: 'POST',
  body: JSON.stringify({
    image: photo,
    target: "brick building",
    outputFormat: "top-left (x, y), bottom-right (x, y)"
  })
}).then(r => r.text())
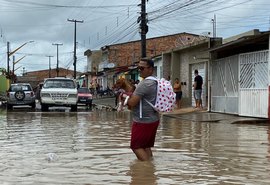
top-left (85, 32), bottom-right (206, 89)
top-left (104, 32), bottom-right (205, 67)
top-left (16, 68), bottom-right (79, 89)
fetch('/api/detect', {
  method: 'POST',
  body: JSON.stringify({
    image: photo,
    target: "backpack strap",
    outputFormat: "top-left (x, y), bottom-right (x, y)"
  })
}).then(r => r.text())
top-left (139, 99), bottom-right (142, 118)
top-left (144, 99), bottom-right (158, 111)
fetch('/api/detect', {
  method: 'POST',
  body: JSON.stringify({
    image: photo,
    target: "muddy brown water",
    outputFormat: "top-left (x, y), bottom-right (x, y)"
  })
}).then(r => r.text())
top-left (0, 109), bottom-right (270, 185)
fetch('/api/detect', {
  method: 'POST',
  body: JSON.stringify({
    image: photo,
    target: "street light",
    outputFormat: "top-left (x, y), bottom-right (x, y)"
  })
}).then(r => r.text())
top-left (12, 53), bottom-right (33, 75)
top-left (7, 40), bottom-right (34, 77)
top-left (14, 65), bottom-right (23, 73)
top-left (12, 55), bottom-right (27, 74)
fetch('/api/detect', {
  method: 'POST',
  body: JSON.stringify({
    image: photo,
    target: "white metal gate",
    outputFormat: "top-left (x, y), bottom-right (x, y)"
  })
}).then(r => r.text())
top-left (239, 50), bottom-right (268, 118)
top-left (211, 55), bottom-right (239, 114)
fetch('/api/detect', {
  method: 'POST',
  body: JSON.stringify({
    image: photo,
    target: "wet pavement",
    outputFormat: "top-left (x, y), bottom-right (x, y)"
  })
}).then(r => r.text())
top-left (0, 101), bottom-right (270, 184)
top-left (164, 109), bottom-right (268, 124)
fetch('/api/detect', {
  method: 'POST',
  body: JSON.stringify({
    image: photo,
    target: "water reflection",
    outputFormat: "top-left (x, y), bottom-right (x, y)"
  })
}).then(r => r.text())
top-left (129, 160), bottom-right (157, 185)
top-left (268, 125), bottom-right (270, 159)
top-left (0, 109), bottom-right (270, 184)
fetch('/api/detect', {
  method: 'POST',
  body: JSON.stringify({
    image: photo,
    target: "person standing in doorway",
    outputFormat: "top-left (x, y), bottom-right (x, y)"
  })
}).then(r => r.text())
top-left (125, 58), bottom-right (159, 161)
top-left (173, 78), bottom-right (182, 109)
top-left (193, 69), bottom-right (203, 109)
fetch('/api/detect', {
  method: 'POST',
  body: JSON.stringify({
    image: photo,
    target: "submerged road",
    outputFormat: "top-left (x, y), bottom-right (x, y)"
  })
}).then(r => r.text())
top-left (0, 104), bottom-right (269, 184)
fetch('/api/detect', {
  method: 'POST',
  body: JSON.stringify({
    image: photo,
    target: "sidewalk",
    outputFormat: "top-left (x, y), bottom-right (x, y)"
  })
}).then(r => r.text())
top-left (163, 106), bottom-right (268, 124)
top-left (92, 97), bottom-right (268, 124)
top-left (167, 106), bottom-right (204, 115)
top-left (1, 92), bottom-right (268, 124)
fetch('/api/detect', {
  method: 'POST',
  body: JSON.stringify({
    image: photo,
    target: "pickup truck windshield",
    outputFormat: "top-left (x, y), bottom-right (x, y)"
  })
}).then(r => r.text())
top-left (43, 79), bottom-right (76, 89)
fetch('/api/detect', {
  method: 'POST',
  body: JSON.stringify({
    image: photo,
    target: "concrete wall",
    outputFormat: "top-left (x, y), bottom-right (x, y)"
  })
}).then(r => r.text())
top-left (168, 41), bottom-right (209, 107)
top-left (163, 53), bottom-right (172, 80)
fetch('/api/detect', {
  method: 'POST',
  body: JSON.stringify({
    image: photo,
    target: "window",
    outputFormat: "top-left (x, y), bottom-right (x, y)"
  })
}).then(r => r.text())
top-left (43, 79), bottom-right (76, 89)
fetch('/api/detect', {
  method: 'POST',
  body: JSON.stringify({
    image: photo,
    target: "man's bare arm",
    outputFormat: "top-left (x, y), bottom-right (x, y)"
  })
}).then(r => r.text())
top-left (127, 94), bottom-right (141, 110)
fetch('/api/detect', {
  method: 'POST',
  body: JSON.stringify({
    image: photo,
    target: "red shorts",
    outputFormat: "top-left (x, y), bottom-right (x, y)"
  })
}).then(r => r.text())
top-left (130, 120), bottom-right (159, 150)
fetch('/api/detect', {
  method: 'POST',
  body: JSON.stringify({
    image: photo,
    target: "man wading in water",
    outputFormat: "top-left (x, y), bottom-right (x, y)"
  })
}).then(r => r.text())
top-left (125, 58), bottom-right (159, 161)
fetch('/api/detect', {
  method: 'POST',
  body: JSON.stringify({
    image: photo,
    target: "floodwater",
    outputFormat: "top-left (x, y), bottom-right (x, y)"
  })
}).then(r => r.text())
top-left (0, 108), bottom-right (270, 185)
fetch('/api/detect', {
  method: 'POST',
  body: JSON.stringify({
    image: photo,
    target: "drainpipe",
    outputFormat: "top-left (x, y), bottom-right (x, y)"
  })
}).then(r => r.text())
top-left (207, 57), bottom-right (211, 112)
top-left (268, 34), bottom-right (270, 119)
top-left (208, 38), bottom-right (213, 112)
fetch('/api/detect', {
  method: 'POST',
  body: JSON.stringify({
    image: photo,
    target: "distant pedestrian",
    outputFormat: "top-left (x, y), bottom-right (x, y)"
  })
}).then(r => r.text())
top-left (173, 78), bottom-right (182, 109)
top-left (193, 69), bottom-right (203, 109)
top-left (166, 75), bottom-right (171, 83)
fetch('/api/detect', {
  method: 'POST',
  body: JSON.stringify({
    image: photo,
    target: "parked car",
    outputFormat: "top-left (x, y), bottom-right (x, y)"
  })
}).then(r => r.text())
top-left (40, 77), bottom-right (78, 111)
top-left (77, 87), bottom-right (93, 108)
top-left (6, 83), bottom-right (36, 109)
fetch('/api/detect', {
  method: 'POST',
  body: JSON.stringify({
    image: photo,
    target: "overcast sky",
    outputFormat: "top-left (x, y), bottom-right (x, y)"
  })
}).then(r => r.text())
top-left (0, 0), bottom-right (269, 75)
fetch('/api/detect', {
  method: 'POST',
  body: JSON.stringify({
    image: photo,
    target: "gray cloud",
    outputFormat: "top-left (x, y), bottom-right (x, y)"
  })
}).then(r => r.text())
top-left (0, 0), bottom-right (269, 75)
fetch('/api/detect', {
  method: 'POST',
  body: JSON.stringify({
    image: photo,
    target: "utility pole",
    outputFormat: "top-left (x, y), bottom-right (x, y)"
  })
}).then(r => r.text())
top-left (12, 55), bottom-right (15, 81)
top-left (139, 0), bottom-right (148, 58)
top-left (67, 19), bottom-right (83, 79)
top-left (212, 14), bottom-right (217, 38)
top-left (12, 55), bottom-right (15, 73)
top-left (7, 41), bottom-right (10, 76)
top-left (52, 43), bottom-right (63, 77)
top-left (46, 55), bottom-right (53, 78)
top-left (269, 16), bottom-right (270, 30)
top-left (22, 67), bottom-right (26, 76)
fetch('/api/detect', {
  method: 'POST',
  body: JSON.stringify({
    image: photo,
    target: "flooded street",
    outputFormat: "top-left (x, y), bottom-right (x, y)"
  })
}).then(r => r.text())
top-left (0, 108), bottom-right (270, 185)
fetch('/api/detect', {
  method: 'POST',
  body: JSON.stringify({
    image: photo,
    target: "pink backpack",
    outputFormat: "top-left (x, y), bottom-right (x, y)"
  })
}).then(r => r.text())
top-left (141, 76), bottom-right (176, 114)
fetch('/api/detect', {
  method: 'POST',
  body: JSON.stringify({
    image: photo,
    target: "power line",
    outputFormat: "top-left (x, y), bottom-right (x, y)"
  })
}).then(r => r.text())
top-left (1, 0), bottom-right (137, 10)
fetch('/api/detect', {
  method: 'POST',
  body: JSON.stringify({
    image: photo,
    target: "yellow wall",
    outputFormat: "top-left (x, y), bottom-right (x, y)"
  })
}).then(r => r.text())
top-left (0, 75), bottom-right (9, 93)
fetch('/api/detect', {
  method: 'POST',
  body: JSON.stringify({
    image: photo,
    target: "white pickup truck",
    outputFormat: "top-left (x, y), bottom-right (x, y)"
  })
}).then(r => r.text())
top-left (40, 77), bottom-right (78, 111)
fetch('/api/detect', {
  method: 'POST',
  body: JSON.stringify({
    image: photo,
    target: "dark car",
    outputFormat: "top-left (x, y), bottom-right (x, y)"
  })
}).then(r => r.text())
top-left (77, 87), bottom-right (93, 108)
top-left (6, 83), bottom-right (36, 109)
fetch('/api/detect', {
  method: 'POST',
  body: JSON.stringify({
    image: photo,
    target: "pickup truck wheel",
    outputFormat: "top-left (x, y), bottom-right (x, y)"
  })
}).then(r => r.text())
top-left (7, 104), bottom-right (13, 110)
top-left (31, 102), bottom-right (36, 109)
top-left (41, 104), bottom-right (49, 111)
top-left (71, 105), bottom-right (77, 112)
top-left (88, 102), bottom-right (92, 110)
